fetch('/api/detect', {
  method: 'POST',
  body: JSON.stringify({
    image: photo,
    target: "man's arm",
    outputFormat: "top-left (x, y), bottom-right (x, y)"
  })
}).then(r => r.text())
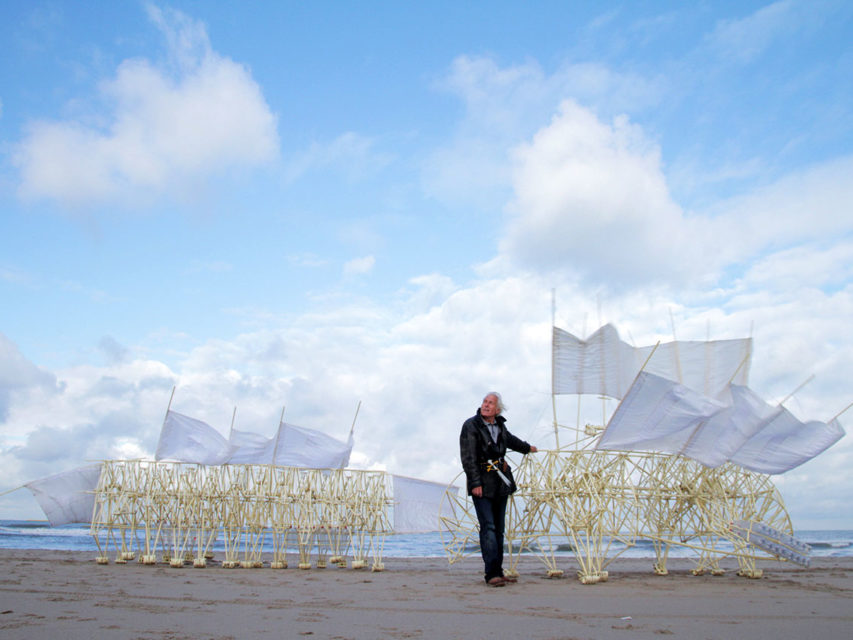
top-left (506, 432), bottom-right (537, 455)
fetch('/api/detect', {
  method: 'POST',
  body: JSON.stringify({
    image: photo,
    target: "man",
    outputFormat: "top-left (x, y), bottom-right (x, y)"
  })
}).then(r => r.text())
top-left (459, 392), bottom-right (537, 587)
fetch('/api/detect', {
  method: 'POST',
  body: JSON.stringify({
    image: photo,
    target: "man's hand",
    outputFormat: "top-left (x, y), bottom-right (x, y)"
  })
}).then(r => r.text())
top-left (472, 486), bottom-right (483, 498)
top-left (530, 446), bottom-right (538, 453)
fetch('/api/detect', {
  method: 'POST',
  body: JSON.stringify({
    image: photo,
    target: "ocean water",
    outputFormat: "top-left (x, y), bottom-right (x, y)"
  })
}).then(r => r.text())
top-left (1, 520), bottom-right (851, 559)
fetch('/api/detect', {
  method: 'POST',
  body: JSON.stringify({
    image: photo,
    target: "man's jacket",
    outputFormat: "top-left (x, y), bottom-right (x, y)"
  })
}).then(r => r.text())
top-left (459, 409), bottom-right (532, 498)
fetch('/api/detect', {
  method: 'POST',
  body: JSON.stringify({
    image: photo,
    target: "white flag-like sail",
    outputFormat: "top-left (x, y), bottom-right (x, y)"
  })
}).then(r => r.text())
top-left (596, 371), bottom-right (728, 453)
top-left (227, 428), bottom-right (276, 464)
top-left (273, 422), bottom-right (353, 469)
top-left (24, 463), bottom-right (102, 526)
top-left (597, 372), bottom-right (846, 474)
top-left (553, 324), bottom-right (751, 400)
top-left (730, 412), bottom-right (845, 474)
top-left (680, 385), bottom-right (779, 467)
top-left (553, 324), bottom-right (633, 398)
top-left (155, 410), bottom-right (232, 465)
top-left (392, 475), bottom-right (458, 533)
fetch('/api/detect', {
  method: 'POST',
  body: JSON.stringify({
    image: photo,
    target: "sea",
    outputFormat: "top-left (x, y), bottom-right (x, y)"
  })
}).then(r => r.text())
top-left (1, 520), bottom-right (851, 559)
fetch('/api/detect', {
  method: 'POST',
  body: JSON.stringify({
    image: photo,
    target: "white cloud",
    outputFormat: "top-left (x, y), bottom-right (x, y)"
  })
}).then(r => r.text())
top-left (703, 1), bottom-right (804, 65)
top-left (288, 252), bottom-right (328, 268)
top-left (502, 99), bottom-right (692, 286)
top-left (423, 55), bottom-right (660, 210)
top-left (14, 5), bottom-right (278, 209)
top-left (499, 96), bottom-right (853, 290)
top-left (1, 266), bottom-right (850, 527)
top-left (343, 255), bottom-right (375, 277)
top-left (737, 241), bottom-right (853, 293)
top-left (701, 156), bottom-right (853, 260)
top-left (401, 273), bottom-right (458, 314)
top-left (0, 333), bottom-right (58, 421)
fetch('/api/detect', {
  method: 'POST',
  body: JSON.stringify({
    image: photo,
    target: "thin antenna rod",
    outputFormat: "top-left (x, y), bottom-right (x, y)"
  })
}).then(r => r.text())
top-left (349, 401), bottom-right (361, 437)
top-left (155, 386), bottom-right (177, 458)
top-left (228, 406), bottom-right (237, 440)
top-left (830, 401), bottom-right (853, 423)
top-left (271, 405), bottom-right (286, 465)
top-left (779, 375), bottom-right (815, 406)
top-left (551, 289), bottom-right (560, 451)
top-left (163, 386), bottom-right (176, 423)
top-left (669, 309), bottom-right (683, 384)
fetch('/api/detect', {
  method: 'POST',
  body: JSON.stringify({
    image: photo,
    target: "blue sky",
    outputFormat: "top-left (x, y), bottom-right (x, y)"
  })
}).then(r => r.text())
top-left (1, 1), bottom-right (852, 528)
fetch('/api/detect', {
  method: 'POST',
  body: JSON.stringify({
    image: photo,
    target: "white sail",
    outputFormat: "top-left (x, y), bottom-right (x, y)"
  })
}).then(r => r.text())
top-left (24, 463), bottom-right (102, 526)
top-left (730, 413), bottom-right (845, 474)
top-left (225, 422), bottom-right (353, 468)
top-left (596, 371), bottom-right (727, 453)
top-left (226, 428), bottom-right (276, 464)
top-left (272, 422), bottom-right (353, 469)
top-left (155, 410), bottom-right (231, 465)
top-left (596, 371), bottom-right (846, 474)
top-left (392, 474), bottom-right (458, 533)
top-left (553, 324), bottom-right (751, 399)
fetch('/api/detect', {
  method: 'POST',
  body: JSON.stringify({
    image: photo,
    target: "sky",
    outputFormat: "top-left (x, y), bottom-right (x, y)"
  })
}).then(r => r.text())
top-left (0, 1), bottom-right (851, 529)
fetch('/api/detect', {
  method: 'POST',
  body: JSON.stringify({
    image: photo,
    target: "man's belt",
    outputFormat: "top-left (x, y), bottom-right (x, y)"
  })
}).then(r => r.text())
top-left (481, 458), bottom-right (505, 471)
top-left (485, 458), bottom-right (512, 487)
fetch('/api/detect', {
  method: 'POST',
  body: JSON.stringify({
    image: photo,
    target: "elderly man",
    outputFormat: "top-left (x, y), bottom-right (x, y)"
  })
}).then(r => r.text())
top-left (459, 392), bottom-right (537, 587)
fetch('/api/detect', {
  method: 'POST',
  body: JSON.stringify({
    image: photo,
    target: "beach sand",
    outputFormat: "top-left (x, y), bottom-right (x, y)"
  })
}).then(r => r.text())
top-left (0, 550), bottom-right (850, 639)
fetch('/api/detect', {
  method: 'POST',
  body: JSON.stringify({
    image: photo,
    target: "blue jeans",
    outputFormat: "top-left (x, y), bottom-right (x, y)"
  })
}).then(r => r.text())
top-left (472, 493), bottom-right (508, 582)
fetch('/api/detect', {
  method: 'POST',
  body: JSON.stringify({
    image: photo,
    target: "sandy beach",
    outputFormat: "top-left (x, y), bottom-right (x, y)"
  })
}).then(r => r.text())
top-left (0, 550), bottom-right (850, 639)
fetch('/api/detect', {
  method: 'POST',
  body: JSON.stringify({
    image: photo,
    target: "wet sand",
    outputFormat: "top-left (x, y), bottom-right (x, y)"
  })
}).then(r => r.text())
top-left (0, 550), bottom-right (850, 639)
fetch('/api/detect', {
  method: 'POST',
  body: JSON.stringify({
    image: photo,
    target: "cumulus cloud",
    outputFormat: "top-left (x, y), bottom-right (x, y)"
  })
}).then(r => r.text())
top-left (97, 336), bottom-right (130, 365)
top-left (0, 353), bottom-right (176, 499)
top-left (501, 99), bottom-right (692, 285)
top-left (499, 97), bottom-right (853, 290)
top-left (13, 5), bottom-right (278, 209)
top-left (0, 333), bottom-right (58, 422)
top-left (423, 55), bottom-right (660, 210)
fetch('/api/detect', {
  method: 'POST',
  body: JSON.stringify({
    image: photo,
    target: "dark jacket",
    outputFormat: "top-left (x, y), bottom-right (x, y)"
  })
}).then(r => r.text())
top-left (459, 409), bottom-right (532, 497)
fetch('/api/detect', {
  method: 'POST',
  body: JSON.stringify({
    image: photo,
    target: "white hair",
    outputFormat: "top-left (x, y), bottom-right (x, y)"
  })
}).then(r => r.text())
top-left (484, 391), bottom-right (507, 414)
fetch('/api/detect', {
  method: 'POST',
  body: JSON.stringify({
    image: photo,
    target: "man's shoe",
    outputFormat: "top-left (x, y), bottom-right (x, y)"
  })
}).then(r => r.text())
top-left (502, 575), bottom-right (517, 583)
top-left (487, 576), bottom-right (506, 587)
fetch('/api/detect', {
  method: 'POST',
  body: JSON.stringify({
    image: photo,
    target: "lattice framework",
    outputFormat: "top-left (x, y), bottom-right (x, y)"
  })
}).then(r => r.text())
top-left (90, 460), bottom-right (393, 571)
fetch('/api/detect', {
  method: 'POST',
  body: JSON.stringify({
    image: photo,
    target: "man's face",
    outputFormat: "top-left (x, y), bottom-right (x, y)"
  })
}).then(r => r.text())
top-left (481, 395), bottom-right (499, 420)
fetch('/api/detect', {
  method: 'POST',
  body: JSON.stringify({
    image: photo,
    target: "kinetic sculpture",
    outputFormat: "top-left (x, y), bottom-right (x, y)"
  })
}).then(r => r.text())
top-left (18, 401), bottom-right (453, 571)
top-left (441, 320), bottom-right (846, 583)
top-left (88, 460), bottom-right (394, 571)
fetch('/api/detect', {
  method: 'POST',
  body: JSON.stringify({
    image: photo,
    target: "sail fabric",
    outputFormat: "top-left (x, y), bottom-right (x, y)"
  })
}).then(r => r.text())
top-left (226, 428), bottom-right (276, 464)
top-left (552, 324), bottom-right (752, 400)
top-left (730, 412), bottom-right (845, 475)
top-left (24, 463), bottom-right (102, 526)
top-left (226, 422), bottom-right (353, 468)
top-left (392, 474), bottom-right (458, 533)
top-left (596, 371), bottom-right (846, 474)
top-left (595, 371), bottom-right (728, 453)
top-left (271, 422), bottom-right (353, 469)
top-left (155, 410), bottom-right (232, 465)
top-left (680, 385), bottom-right (781, 467)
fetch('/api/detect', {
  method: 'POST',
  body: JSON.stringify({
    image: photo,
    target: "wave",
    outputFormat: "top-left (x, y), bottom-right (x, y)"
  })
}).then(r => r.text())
top-left (1, 521), bottom-right (852, 558)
